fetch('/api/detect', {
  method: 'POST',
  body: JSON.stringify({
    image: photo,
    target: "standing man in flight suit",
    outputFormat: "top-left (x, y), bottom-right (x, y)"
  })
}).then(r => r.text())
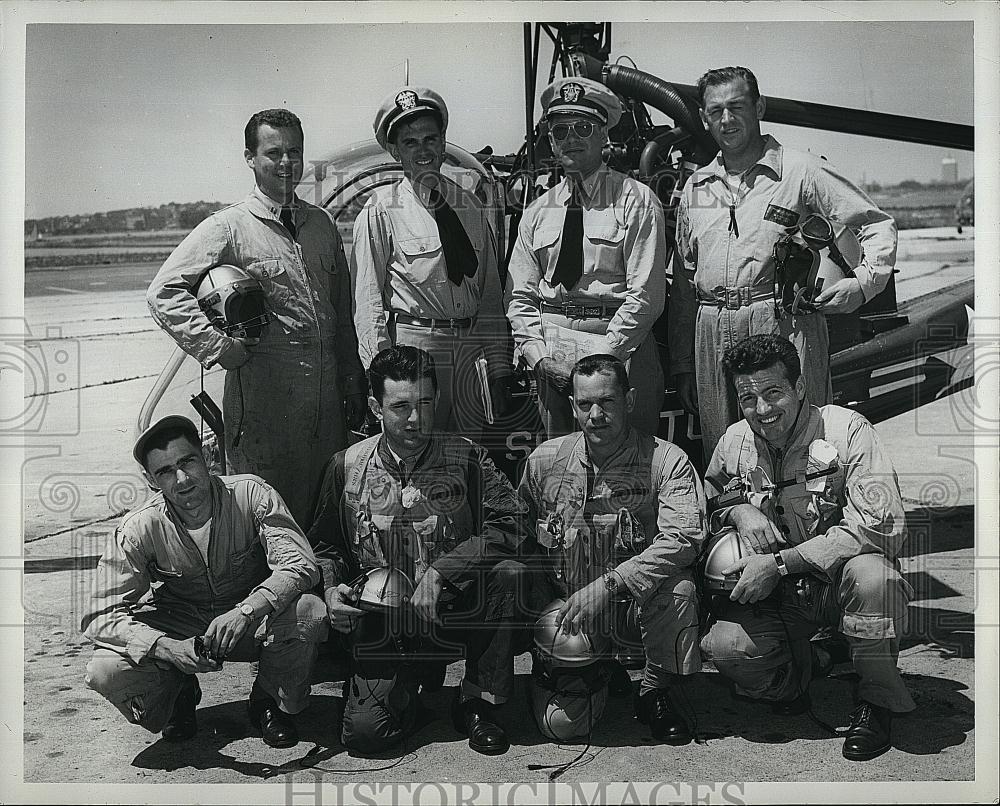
top-left (351, 87), bottom-right (510, 440)
top-left (669, 66), bottom-right (897, 462)
top-left (148, 108), bottom-right (367, 530)
top-left (506, 77), bottom-right (667, 439)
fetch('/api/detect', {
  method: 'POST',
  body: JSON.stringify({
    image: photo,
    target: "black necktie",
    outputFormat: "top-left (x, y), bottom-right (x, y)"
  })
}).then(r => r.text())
top-left (552, 185), bottom-right (583, 290)
top-left (428, 187), bottom-right (477, 286)
top-left (279, 207), bottom-right (296, 239)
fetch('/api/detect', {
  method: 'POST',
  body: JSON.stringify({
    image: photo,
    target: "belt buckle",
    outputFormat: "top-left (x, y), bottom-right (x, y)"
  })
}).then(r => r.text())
top-left (725, 288), bottom-right (741, 310)
top-left (564, 305), bottom-right (583, 318)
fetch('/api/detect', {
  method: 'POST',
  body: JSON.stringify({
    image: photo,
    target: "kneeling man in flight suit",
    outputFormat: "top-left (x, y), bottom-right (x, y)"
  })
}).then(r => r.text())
top-left (82, 415), bottom-right (327, 748)
top-left (307, 345), bottom-right (527, 756)
top-left (519, 354), bottom-right (706, 744)
top-left (700, 334), bottom-right (915, 761)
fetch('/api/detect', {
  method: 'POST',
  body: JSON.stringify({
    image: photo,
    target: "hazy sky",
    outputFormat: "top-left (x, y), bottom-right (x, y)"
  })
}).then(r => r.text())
top-left (19, 9), bottom-right (981, 218)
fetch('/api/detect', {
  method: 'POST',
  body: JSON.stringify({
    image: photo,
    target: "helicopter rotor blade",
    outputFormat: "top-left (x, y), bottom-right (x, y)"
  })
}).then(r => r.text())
top-left (667, 82), bottom-right (973, 151)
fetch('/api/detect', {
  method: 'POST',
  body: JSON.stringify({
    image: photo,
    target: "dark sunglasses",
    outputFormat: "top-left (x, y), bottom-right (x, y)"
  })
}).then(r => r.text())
top-left (549, 121), bottom-right (597, 141)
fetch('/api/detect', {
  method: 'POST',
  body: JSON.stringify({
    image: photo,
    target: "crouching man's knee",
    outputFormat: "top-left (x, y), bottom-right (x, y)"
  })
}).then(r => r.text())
top-left (700, 621), bottom-right (797, 701)
top-left (84, 648), bottom-right (182, 734)
top-left (84, 650), bottom-right (126, 698)
top-left (839, 554), bottom-right (910, 638)
top-left (488, 559), bottom-right (528, 599)
top-left (266, 592), bottom-right (330, 645)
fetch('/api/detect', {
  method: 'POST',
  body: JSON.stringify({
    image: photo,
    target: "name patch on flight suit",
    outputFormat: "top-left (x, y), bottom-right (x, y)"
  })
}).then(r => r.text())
top-left (764, 204), bottom-right (800, 227)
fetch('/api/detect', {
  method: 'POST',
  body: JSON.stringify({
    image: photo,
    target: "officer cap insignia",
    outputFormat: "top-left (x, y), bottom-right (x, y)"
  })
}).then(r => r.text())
top-left (561, 82), bottom-right (584, 103)
top-left (395, 90), bottom-right (419, 111)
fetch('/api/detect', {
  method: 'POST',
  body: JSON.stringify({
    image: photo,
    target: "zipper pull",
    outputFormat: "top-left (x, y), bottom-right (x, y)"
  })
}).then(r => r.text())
top-left (729, 204), bottom-right (739, 238)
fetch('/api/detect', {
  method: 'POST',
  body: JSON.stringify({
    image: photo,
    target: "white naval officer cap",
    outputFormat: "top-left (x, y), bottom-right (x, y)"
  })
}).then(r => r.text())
top-left (540, 77), bottom-right (622, 128)
top-left (373, 86), bottom-right (449, 151)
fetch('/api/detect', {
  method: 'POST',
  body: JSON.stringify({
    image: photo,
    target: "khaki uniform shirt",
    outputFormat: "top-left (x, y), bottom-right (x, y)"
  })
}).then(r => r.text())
top-left (506, 166), bottom-right (667, 367)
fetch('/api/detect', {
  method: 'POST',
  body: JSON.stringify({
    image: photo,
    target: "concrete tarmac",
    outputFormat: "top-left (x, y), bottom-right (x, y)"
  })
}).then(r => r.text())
top-left (10, 228), bottom-right (992, 796)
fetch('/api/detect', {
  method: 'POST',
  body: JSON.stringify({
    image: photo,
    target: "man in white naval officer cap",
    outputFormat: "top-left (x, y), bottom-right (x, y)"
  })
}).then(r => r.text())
top-left (505, 76), bottom-right (667, 439)
top-left (351, 86), bottom-right (511, 442)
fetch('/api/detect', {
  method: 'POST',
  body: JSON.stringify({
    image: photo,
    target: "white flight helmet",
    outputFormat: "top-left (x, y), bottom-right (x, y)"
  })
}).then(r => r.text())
top-left (702, 528), bottom-right (748, 594)
top-left (534, 600), bottom-right (608, 668)
top-left (774, 215), bottom-right (863, 314)
top-left (195, 264), bottom-right (271, 339)
top-left (355, 566), bottom-right (415, 612)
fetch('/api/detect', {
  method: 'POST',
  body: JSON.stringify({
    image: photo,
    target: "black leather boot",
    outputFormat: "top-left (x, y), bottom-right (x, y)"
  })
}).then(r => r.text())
top-left (162, 675), bottom-right (201, 742)
top-left (635, 688), bottom-right (691, 746)
top-left (842, 701), bottom-right (893, 761)
top-left (248, 685), bottom-right (299, 748)
top-left (451, 693), bottom-right (510, 756)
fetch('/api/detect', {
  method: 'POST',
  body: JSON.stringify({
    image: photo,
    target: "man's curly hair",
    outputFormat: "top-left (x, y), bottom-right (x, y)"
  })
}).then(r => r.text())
top-left (722, 334), bottom-right (801, 386)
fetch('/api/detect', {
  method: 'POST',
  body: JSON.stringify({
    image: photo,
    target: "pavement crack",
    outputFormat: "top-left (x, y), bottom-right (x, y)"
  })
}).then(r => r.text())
top-left (26, 512), bottom-right (125, 543)
top-left (26, 373), bottom-right (161, 398)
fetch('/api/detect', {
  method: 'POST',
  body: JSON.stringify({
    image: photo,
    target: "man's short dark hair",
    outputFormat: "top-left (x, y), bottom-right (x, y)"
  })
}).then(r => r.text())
top-left (388, 109), bottom-right (445, 146)
top-left (696, 66), bottom-right (761, 107)
top-left (245, 109), bottom-right (304, 152)
top-left (368, 345), bottom-right (438, 402)
top-left (570, 354), bottom-right (630, 397)
top-left (140, 424), bottom-right (201, 471)
top-left (722, 334), bottom-right (801, 386)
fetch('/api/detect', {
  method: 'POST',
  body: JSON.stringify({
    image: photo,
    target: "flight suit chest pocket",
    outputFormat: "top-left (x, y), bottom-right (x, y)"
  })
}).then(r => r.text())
top-left (247, 258), bottom-right (285, 282)
top-left (316, 250), bottom-right (342, 276)
top-left (396, 234), bottom-right (446, 287)
top-left (779, 488), bottom-right (821, 542)
top-left (584, 209), bottom-right (626, 278)
top-left (246, 258), bottom-right (293, 309)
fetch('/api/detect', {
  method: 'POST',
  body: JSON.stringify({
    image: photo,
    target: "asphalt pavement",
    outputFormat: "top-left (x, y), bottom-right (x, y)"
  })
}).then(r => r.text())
top-left (7, 227), bottom-right (995, 801)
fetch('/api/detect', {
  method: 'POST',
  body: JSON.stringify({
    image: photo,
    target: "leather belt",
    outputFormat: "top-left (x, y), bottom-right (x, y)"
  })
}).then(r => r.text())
top-left (697, 286), bottom-right (772, 310)
top-left (540, 302), bottom-right (621, 320)
top-left (392, 311), bottom-right (474, 329)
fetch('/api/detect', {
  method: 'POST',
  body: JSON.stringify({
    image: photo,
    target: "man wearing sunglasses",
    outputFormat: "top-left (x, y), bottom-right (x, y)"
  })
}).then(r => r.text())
top-left (668, 66), bottom-right (897, 463)
top-left (506, 77), bottom-right (667, 439)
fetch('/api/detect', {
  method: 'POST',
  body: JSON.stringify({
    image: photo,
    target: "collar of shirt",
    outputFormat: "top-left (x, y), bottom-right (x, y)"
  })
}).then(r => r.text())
top-left (569, 426), bottom-right (637, 470)
top-left (402, 174), bottom-right (454, 209)
top-left (161, 475), bottom-right (222, 534)
top-left (250, 185), bottom-right (300, 222)
top-left (375, 435), bottom-right (432, 482)
top-left (556, 164), bottom-right (612, 208)
top-left (694, 134), bottom-right (784, 189)
top-left (760, 398), bottom-right (821, 467)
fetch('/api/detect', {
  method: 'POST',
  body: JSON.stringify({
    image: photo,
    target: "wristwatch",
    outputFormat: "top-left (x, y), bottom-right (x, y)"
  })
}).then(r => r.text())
top-left (773, 552), bottom-right (789, 577)
top-left (237, 602), bottom-right (255, 621)
top-left (603, 571), bottom-right (620, 595)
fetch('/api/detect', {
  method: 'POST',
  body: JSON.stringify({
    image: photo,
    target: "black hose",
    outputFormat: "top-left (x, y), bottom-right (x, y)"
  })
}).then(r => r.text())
top-left (603, 64), bottom-right (718, 165)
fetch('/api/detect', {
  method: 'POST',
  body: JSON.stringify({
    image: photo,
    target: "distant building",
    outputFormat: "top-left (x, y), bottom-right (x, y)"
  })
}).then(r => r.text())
top-left (941, 156), bottom-right (958, 184)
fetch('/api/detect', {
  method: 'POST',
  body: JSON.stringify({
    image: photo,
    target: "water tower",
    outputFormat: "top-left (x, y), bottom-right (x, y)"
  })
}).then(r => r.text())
top-left (941, 155), bottom-right (958, 184)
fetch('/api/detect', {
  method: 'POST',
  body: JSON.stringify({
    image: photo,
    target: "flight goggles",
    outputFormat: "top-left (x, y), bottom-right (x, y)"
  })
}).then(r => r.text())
top-left (549, 120), bottom-right (599, 141)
